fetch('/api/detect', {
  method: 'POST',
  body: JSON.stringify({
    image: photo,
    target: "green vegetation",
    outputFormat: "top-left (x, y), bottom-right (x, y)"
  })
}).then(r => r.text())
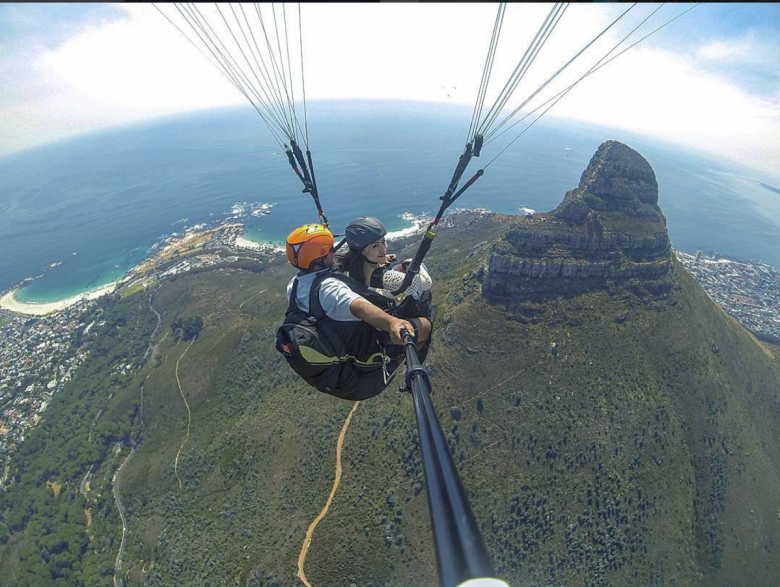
top-left (0, 295), bottom-right (156, 586)
top-left (119, 280), bottom-right (156, 299)
top-left (171, 316), bottom-right (204, 341)
top-left (2, 213), bottom-right (779, 586)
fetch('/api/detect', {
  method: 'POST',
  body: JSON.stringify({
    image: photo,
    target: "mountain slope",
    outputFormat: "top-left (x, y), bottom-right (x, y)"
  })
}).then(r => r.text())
top-left (2, 141), bottom-right (779, 587)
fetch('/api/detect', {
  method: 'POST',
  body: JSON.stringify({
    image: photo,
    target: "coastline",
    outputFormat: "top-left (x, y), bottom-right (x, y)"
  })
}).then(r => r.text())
top-left (0, 282), bottom-right (118, 317)
top-left (0, 223), bottom-right (274, 317)
top-left (0, 216), bottom-right (424, 318)
top-left (234, 235), bottom-right (284, 253)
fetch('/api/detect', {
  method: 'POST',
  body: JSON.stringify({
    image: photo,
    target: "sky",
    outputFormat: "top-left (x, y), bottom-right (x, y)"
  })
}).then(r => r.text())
top-left (2, 3), bottom-right (780, 178)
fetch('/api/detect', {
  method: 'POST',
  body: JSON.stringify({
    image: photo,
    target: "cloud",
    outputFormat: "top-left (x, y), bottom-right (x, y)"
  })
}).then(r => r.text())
top-left (1, 4), bottom-right (241, 155)
top-left (0, 3), bottom-right (128, 51)
top-left (36, 6), bottom-right (239, 112)
top-left (696, 30), bottom-right (780, 66)
top-left (697, 40), bottom-right (748, 61)
top-left (1, 4), bottom-right (136, 153)
top-left (2, 3), bottom-right (779, 178)
top-left (545, 45), bottom-right (780, 173)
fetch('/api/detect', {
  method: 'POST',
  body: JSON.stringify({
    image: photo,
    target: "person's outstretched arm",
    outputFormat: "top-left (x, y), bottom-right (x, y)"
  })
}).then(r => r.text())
top-left (350, 298), bottom-right (413, 344)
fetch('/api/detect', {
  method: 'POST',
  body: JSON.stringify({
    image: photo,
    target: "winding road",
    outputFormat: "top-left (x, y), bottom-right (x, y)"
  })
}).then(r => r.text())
top-left (113, 446), bottom-right (136, 587)
top-left (110, 289), bottom-right (163, 585)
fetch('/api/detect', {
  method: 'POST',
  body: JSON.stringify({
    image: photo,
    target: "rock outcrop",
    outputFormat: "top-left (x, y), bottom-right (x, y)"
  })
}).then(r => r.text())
top-left (482, 140), bottom-right (672, 300)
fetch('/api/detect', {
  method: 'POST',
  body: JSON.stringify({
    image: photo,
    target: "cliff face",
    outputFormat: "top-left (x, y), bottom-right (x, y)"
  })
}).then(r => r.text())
top-left (482, 141), bottom-right (672, 300)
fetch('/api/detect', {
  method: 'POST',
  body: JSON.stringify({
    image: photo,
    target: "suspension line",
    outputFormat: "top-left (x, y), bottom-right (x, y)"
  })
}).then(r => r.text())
top-left (484, 2), bottom-right (637, 141)
top-left (477, 2), bottom-right (566, 138)
top-left (467, 3), bottom-right (506, 144)
top-left (483, 3), bottom-right (700, 168)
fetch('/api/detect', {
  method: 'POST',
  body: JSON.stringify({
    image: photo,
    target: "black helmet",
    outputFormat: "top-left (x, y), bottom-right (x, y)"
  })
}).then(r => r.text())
top-left (345, 217), bottom-right (387, 251)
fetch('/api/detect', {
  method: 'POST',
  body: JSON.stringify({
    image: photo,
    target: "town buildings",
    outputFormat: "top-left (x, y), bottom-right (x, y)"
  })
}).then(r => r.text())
top-left (676, 250), bottom-right (780, 340)
top-left (0, 300), bottom-right (99, 485)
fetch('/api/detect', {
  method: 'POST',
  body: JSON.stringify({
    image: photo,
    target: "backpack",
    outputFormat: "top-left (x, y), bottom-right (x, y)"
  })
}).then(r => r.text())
top-left (275, 272), bottom-right (399, 400)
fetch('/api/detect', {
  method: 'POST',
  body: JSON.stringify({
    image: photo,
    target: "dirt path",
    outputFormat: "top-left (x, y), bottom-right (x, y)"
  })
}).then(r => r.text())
top-left (79, 465), bottom-right (94, 497)
top-left (297, 402), bottom-right (361, 587)
top-left (239, 288), bottom-right (267, 310)
top-left (174, 340), bottom-right (195, 490)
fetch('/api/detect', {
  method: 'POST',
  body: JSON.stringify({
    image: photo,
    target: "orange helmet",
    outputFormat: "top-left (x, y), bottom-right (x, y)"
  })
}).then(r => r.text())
top-left (286, 224), bottom-right (334, 270)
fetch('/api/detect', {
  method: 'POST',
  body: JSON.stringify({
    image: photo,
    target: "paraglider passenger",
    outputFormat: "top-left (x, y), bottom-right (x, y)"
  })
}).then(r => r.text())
top-left (334, 217), bottom-right (433, 352)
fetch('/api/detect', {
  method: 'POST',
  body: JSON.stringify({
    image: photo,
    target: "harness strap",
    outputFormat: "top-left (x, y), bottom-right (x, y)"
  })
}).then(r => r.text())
top-left (287, 278), bottom-right (302, 315)
top-left (307, 273), bottom-right (330, 319)
top-left (290, 270), bottom-right (396, 321)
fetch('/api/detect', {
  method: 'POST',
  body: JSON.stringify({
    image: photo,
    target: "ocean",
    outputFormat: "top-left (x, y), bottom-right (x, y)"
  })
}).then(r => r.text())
top-left (1, 100), bottom-right (779, 303)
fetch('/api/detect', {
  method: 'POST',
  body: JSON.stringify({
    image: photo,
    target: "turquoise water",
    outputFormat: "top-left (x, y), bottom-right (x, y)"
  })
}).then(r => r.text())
top-left (1, 100), bottom-right (779, 303)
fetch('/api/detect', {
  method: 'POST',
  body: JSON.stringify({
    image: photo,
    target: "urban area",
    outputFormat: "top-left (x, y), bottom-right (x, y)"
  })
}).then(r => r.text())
top-left (676, 250), bottom-right (780, 341)
top-left (0, 302), bottom-right (96, 486)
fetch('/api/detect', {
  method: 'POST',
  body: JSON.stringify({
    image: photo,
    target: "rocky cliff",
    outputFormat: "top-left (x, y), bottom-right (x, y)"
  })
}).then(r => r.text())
top-left (482, 140), bottom-right (673, 300)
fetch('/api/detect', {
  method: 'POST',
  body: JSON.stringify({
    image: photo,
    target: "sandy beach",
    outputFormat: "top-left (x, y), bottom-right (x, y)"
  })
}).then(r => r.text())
top-left (0, 282), bottom-right (117, 316)
top-left (1, 225), bottom-right (283, 318)
top-left (234, 235), bottom-right (284, 253)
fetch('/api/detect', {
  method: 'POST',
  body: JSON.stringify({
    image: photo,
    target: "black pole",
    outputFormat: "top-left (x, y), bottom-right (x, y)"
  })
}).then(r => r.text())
top-left (400, 331), bottom-right (508, 587)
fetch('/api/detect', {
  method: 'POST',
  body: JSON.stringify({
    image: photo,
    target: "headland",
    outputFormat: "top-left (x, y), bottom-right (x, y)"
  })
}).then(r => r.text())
top-left (0, 223), bottom-right (285, 317)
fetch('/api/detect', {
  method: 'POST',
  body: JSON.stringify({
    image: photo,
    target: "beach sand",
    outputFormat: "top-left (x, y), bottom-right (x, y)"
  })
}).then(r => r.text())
top-left (0, 282), bottom-right (117, 316)
top-left (1, 225), bottom-right (283, 318)
top-left (234, 235), bottom-right (284, 253)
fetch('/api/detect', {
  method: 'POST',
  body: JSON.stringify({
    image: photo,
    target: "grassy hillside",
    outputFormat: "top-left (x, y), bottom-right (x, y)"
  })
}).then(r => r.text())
top-left (427, 257), bottom-right (780, 586)
top-left (2, 211), bottom-right (779, 586)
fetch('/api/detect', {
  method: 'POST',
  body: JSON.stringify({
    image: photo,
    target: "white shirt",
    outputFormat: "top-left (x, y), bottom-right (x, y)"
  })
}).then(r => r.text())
top-left (286, 269), bottom-right (363, 322)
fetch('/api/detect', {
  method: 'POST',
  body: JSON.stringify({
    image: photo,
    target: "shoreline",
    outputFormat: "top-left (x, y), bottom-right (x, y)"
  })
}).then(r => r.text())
top-left (234, 235), bottom-right (284, 253)
top-left (0, 215), bottom-right (428, 317)
top-left (0, 282), bottom-right (118, 317)
top-left (0, 222), bottom-right (273, 317)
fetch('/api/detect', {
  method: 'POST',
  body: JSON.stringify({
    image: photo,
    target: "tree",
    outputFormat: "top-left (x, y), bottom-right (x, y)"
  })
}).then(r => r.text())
top-left (171, 316), bottom-right (204, 341)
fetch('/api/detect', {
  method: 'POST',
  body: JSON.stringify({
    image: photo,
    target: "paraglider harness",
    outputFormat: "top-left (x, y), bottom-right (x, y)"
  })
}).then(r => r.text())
top-left (276, 270), bottom-right (431, 401)
top-left (370, 262), bottom-right (433, 320)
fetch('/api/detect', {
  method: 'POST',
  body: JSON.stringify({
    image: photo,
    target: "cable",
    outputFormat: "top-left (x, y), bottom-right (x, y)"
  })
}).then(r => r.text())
top-left (154, 2), bottom-right (326, 218)
top-left (484, 2), bottom-right (638, 140)
top-left (467, 3), bottom-right (506, 144)
top-left (271, 3), bottom-right (299, 142)
top-left (220, 3), bottom-right (293, 137)
top-left (477, 2), bottom-right (567, 138)
top-left (486, 3), bottom-right (666, 148)
top-left (232, 4), bottom-right (293, 135)
top-left (299, 3), bottom-right (310, 149)
top-left (160, 3), bottom-right (286, 147)
top-left (183, 2), bottom-right (291, 137)
top-left (255, 3), bottom-right (298, 140)
top-left (282, 4), bottom-right (304, 145)
top-left (483, 3), bottom-right (701, 169)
